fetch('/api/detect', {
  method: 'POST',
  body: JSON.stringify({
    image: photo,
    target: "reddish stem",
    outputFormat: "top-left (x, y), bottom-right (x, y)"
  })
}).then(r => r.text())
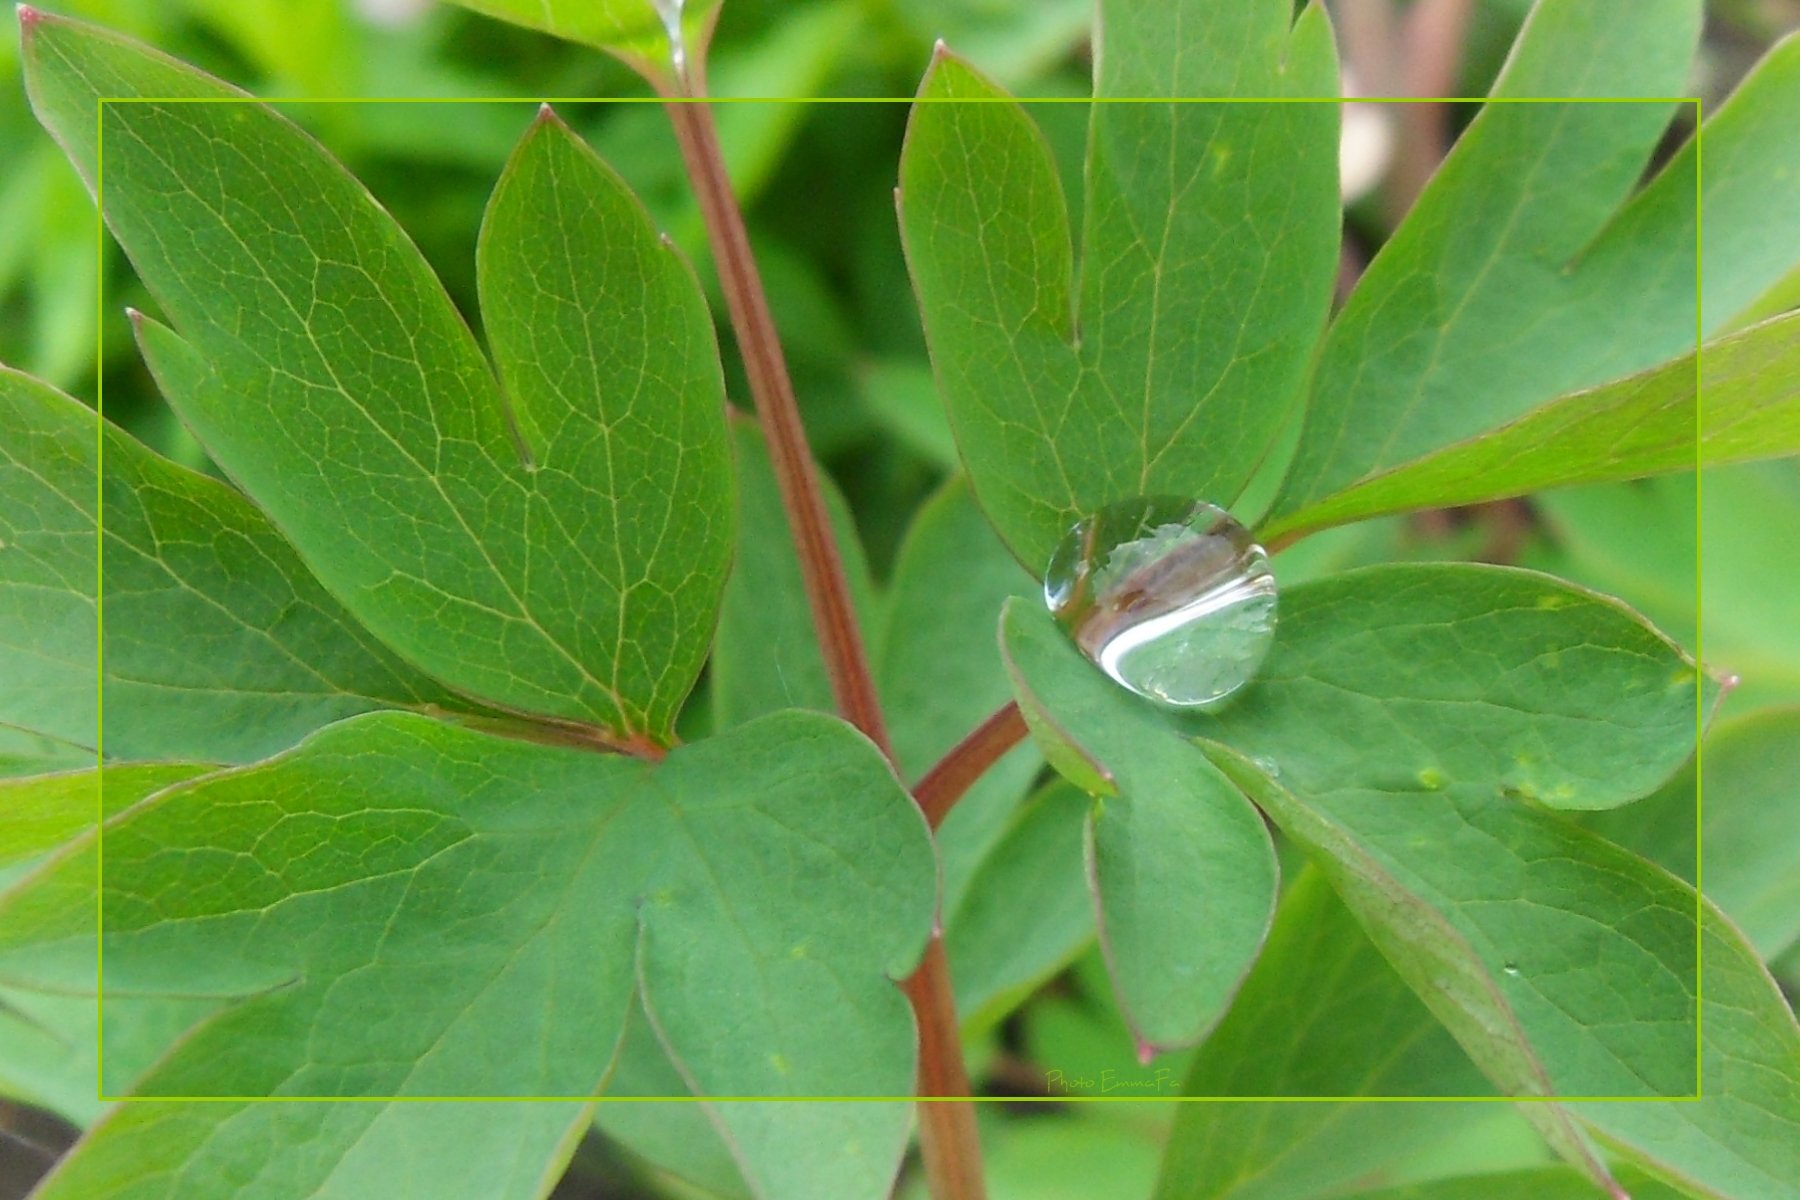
top-left (662, 96), bottom-right (891, 756)
top-left (659, 83), bottom-right (984, 1200)
top-left (914, 702), bottom-right (1028, 829)
top-left (903, 939), bottom-right (986, 1200)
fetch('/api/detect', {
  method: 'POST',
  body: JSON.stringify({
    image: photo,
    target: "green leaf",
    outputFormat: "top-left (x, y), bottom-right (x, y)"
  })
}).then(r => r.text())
top-left (590, 995), bottom-right (752, 1200)
top-left (1334, 1166), bottom-right (1692, 1200)
top-left (1191, 564), bottom-right (1713, 813)
top-left (1276, 18), bottom-right (1800, 533)
top-left (0, 366), bottom-right (459, 763)
top-left (1000, 599), bottom-right (1278, 1055)
top-left (0, 764), bottom-right (219, 1125)
top-left (1171, 564), bottom-right (1709, 1116)
top-left (877, 475), bottom-right (1040, 912)
top-left (1572, 907), bottom-right (1800, 1200)
top-left (899, 0), bottom-right (1340, 570)
top-left (1526, 461), bottom-right (1800, 710)
top-left (0, 709), bottom-right (932, 1200)
top-left (440, 0), bottom-right (717, 80)
top-left (0, 762), bottom-right (209, 868)
top-left (1155, 870), bottom-right (1495, 1200)
top-left (710, 416), bottom-right (875, 729)
top-left (0, 726), bottom-right (88, 782)
top-left (25, 14), bottom-right (732, 746)
top-left (1273, 0), bottom-right (1705, 518)
top-left (1587, 708), bottom-right (1800, 961)
top-left (476, 104), bottom-right (734, 738)
top-left (944, 780), bottom-right (1094, 1024)
top-left (1263, 310), bottom-right (1800, 540)
top-left (1005, 563), bottom-right (1711, 1188)
top-left (28, 1100), bottom-right (594, 1200)
top-left (1684, 31), bottom-right (1800, 329)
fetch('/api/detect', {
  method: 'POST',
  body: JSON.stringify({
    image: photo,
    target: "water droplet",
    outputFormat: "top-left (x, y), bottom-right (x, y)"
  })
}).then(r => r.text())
top-left (1502, 962), bottom-right (1521, 976)
top-left (650, 0), bottom-right (689, 80)
top-left (1251, 755), bottom-right (1282, 780)
top-left (1416, 767), bottom-right (1445, 791)
top-left (1044, 496), bottom-right (1277, 710)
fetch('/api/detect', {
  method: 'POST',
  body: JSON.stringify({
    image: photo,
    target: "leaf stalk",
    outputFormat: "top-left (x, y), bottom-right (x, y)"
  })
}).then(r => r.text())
top-left (660, 71), bottom-right (986, 1200)
top-left (914, 702), bottom-right (1028, 829)
top-left (661, 93), bottom-right (892, 756)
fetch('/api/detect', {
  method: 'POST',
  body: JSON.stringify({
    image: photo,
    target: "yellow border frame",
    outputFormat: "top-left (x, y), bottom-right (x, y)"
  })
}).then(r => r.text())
top-left (91, 91), bottom-right (1706, 1108)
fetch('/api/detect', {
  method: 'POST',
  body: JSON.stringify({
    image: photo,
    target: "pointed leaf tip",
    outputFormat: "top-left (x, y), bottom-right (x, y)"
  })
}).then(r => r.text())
top-left (17, 4), bottom-right (41, 28)
top-left (535, 101), bottom-right (557, 123)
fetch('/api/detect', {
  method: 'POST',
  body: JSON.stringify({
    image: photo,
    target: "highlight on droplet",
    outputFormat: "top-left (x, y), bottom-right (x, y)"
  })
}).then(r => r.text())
top-left (1044, 496), bottom-right (1277, 710)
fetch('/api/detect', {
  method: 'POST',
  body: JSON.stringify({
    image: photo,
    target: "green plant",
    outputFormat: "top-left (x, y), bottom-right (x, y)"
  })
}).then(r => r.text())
top-left (0, 1), bottom-right (1797, 1199)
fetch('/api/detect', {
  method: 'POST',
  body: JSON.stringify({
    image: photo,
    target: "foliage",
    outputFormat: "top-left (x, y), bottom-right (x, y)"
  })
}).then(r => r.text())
top-left (1, 0), bottom-right (1798, 1198)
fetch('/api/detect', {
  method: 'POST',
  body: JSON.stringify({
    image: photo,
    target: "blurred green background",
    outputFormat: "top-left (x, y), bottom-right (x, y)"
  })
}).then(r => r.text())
top-left (2, 1), bottom-right (1798, 1196)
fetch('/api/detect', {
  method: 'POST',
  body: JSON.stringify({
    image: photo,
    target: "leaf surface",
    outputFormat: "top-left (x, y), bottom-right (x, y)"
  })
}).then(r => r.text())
top-left (1572, 907), bottom-right (1800, 1200)
top-left (1273, 0), bottom-right (1705, 517)
top-left (1588, 707), bottom-right (1800, 962)
top-left (0, 710), bottom-right (933, 1200)
top-left (1000, 600), bottom-right (1278, 1055)
top-left (1263, 311), bottom-right (1800, 539)
top-left (0, 368), bottom-right (456, 762)
top-left (944, 780), bottom-right (1094, 1024)
top-left (0, 764), bottom-right (218, 1124)
top-left (899, 0), bottom-right (1340, 569)
top-left (1174, 565), bottom-right (1709, 1116)
top-left (25, 14), bottom-right (732, 745)
top-left (441, 0), bottom-right (717, 79)
top-left (877, 476), bottom-right (1040, 911)
top-left (476, 105), bottom-right (734, 739)
top-left (1155, 870), bottom-right (1493, 1200)
top-left (1527, 461), bottom-right (1800, 711)
top-left (28, 1100), bottom-right (593, 1200)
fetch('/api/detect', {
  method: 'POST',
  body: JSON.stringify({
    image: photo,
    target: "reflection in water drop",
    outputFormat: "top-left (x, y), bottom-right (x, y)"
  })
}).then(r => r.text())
top-left (650, 0), bottom-right (688, 79)
top-left (1502, 962), bottom-right (1521, 976)
top-left (1044, 496), bottom-right (1277, 710)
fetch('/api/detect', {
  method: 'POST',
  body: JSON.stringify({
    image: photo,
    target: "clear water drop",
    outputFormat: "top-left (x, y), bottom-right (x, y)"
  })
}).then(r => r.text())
top-left (1502, 962), bottom-right (1521, 976)
top-left (1044, 496), bottom-right (1277, 710)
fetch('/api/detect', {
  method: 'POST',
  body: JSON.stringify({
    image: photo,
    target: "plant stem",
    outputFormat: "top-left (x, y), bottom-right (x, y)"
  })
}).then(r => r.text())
top-left (914, 702), bottom-right (1028, 829)
top-left (903, 939), bottom-right (987, 1200)
top-left (662, 96), bottom-right (891, 755)
top-left (660, 84), bottom-right (986, 1200)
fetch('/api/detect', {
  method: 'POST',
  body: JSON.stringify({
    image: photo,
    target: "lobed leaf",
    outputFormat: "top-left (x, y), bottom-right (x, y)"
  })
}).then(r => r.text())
top-left (0, 709), bottom-right (933, 1200)
top-left (1528, 461), bottom-right (1800, 711)
top-left (1000, 599), bottom-right (1278, 1055)
top-left (1573, 907), bottom-right (1800, 1200)
top-left (24, 13), bottom-right (732, 746)
top-left (27, 1100), bottom-right (594, 1200)
top-left (1154, 870), bottom-right (1493, 1200)
top-left (0, 764), bottom-right (218, 1125)
top-left (1171, 565), bottom-right (1711, 1120)
top-left (1273, 0), bottom-right (1705, 518)
top-left (899, 0), bottom-right (1340, 570)
top-left (1587, 707), bottom-right (1800, 964)
top-left (1276, 22), bottom-right (1800, 532)
top-left (1263, 310), bottom-right (1800, 540)
top-left (0, 367), bottom-right (458, 762)
top-left (1005, 562), bottom-right (1712, 1188)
